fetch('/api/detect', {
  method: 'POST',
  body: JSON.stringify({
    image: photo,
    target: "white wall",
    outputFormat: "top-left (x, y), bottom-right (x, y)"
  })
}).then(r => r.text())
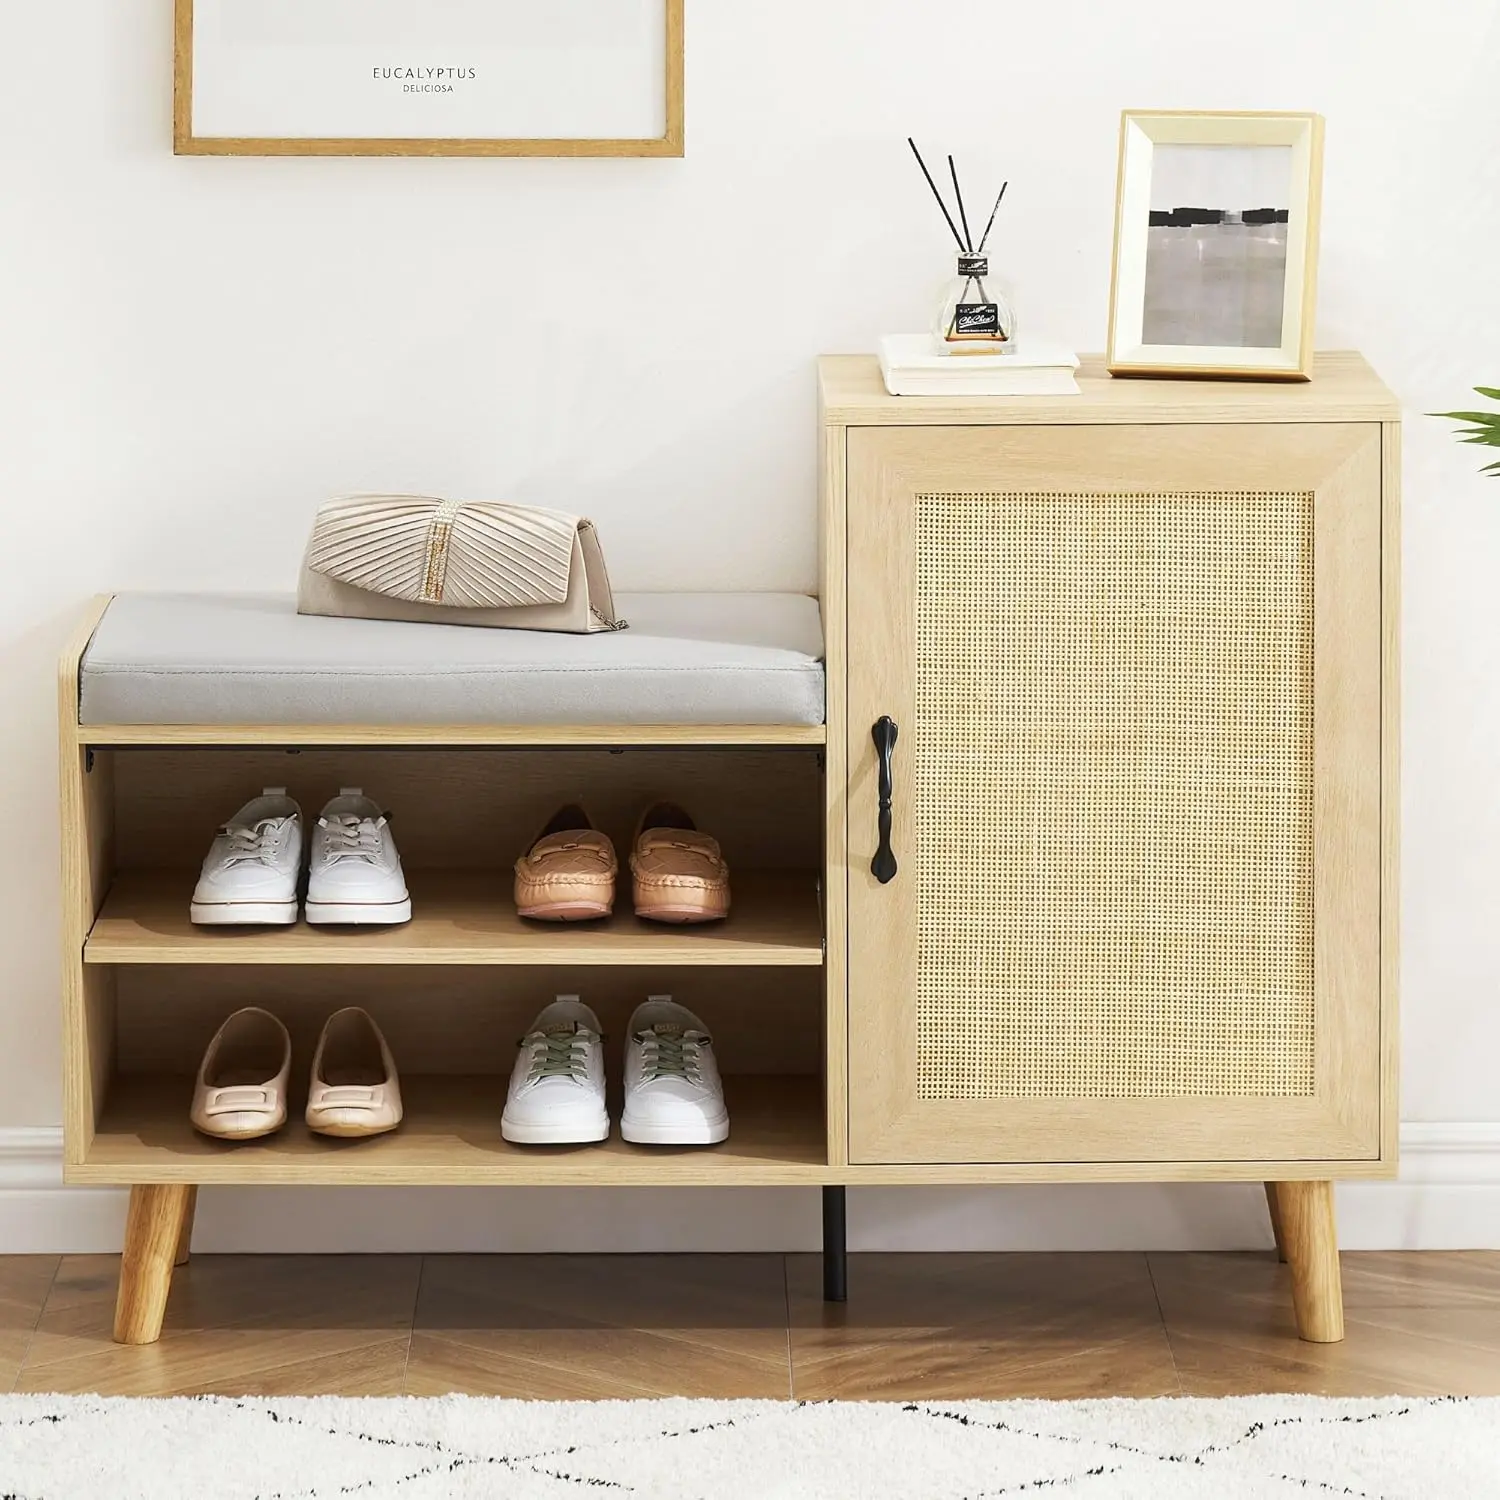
top-left (3, 0), bottom-right (1500, 1250)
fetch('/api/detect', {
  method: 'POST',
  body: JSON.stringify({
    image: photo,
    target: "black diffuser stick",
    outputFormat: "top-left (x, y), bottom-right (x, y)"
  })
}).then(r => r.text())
top-left (907, 137), bottom-right (966, 252)
top-left (948, 155), bottom-right (974, 250)
top-left (976, 180), bottom-right (1009, 254)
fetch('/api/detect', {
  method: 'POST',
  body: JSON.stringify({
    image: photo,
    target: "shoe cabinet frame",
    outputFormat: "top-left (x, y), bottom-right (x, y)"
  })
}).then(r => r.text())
top-left (63, 353), bottom-right (1396, 1351)
top-left (816, 352), bottom-right (1401, 1348)
top-left (60, 598), bottom-right (846, 1344)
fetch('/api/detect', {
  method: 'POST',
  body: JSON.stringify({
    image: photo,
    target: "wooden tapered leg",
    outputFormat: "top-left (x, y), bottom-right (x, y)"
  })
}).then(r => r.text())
top-left (1264, 1182), bottom-right (1288, 1263)
top-left (1270, 1181), bottom-right (1344, 1343)
top-left (114, 1184), bottom-right (194, 1345)
top-left (174, 1186), bottom-right (199, 1268)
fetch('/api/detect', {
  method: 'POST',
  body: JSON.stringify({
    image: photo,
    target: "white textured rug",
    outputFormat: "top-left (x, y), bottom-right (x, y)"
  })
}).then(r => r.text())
top-left (1, 1395), bottom-right (1497, 1498)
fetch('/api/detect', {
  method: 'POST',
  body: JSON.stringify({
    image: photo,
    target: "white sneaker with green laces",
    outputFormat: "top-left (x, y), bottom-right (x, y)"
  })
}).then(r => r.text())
top-left (501, 997), bottom-right (609, 1145)
top-left (621, 997), bottom-right (729, 1146)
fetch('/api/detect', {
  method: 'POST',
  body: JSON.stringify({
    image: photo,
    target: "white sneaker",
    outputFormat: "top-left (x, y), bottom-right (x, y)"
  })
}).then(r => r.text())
top-left (501, 996), bottom-right (608, 1145)
top-left (305, 789), bottom-right (412, 925)
top-left (190, 789), bottom-right (303, 925)
top-left (621, 997), bottom-right (729, 1146)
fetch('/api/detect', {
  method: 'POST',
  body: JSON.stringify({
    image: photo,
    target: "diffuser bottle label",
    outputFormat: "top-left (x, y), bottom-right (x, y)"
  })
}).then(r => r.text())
top-left (953, 304), bottom-right (1001, 336)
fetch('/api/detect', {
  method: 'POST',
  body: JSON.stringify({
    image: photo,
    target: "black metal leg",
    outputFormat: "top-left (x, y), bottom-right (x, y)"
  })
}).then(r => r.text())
top-left (822, 1186), bottom-right (847, 1303)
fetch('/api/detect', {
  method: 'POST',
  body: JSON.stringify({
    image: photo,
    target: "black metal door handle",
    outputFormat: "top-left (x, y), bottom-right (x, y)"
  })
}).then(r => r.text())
top-left (871, 716), bottom-right (898, 884)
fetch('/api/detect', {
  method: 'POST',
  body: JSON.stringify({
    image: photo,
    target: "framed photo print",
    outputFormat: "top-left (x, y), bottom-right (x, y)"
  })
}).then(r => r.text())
top-left (1107, 111), bottom-right (1323, 380)
top-left (174, 0), bottom-right (685, 157)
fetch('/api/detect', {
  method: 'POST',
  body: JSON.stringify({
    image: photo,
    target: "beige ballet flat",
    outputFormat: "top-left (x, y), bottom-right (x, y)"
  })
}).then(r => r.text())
top-left (514, 804), bottom-right (618, 921)
top-left (630, 803), bottom-right (731, 924)
top-left (190, 1007), bottom-right (291, 1141)
top-left (306, 1007), bottom-right (403, 1139)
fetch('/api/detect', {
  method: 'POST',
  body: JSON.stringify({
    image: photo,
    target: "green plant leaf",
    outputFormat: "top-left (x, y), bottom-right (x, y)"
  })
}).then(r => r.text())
top-left (1436, 388), bottom-right (1500, 475)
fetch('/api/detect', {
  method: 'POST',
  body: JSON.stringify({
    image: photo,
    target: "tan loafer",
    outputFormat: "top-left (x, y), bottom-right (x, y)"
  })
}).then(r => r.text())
top-left (514, 805), bottom-right (618, 921)
top-left (630, 803), bottom-right (731, 924)
top-left (190, 1007), bottom-right (291, 1141)
top-left (306, 1008), bottom-right (403, 1139)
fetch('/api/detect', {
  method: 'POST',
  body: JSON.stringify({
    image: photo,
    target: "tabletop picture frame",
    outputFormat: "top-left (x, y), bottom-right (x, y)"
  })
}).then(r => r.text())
top-left (174, 0), bottom-right (685, 158)
top-left (1107, 110), bottom-right (1323, 380)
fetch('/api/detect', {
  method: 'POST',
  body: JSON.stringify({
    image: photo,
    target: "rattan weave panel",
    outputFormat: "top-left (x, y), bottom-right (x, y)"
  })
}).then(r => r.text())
top-left (914, 491), bottom-right (1315, 1101)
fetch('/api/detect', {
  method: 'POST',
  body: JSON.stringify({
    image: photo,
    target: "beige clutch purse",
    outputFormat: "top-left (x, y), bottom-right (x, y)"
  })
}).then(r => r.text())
top-left (297, 495), bottom-right (626, 634)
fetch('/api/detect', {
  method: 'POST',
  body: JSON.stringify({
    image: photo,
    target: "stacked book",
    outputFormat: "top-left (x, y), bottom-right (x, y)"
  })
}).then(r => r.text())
top-left (878, 335), bottom-right (1081, 397)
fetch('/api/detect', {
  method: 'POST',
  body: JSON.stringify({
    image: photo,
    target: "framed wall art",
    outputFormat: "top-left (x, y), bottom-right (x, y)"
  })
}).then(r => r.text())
top-left (173, 0), bottom-right (685, 158)
top-left (1107, 111), bottom-right (1323, 380)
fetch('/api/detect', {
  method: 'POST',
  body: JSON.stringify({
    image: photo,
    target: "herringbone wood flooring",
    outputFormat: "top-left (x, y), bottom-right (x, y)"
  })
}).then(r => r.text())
top-left (5, 1252), bottom-right (1500, 1399)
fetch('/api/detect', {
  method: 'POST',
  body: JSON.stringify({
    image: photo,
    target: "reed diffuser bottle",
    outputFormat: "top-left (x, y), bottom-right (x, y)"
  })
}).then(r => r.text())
top-left (936, 251), bottom-right (1016, 352)
top-left (909, 139), bottom-right (1015, 354)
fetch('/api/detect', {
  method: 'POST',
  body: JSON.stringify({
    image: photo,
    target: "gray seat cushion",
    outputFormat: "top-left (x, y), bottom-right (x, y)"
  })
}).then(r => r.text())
top-left (79, 592), bottom-right (826, 727)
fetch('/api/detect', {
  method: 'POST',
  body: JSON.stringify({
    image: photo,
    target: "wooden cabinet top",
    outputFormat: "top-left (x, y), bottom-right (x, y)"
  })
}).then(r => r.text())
top-left (819, 352), bottom-right (1400, 428)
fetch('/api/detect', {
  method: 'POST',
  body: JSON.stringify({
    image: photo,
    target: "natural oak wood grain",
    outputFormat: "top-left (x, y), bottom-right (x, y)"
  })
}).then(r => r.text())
top-left (1273, 1180), bottom-right (1345, 1342)
top-left (75, 1068), bottom-right (1395, 1191)
top-left (1311, 432), bottom-right (1385, 1161)
top-left (113, 1185), bottom-right (195, 1344)
top-left (87, 869), bottom-right (824, 968)
top-left (406, 1254), bottom-right (790, 1399)
top-left (818, 352), bottom-right (1400, 427)
top-left (173, 0), bottom-right (686, 158)
top-left (818, 414), bottom-right (850, 1169)
top-left (1382, 420), bottom-right (1403, 1167)
top-left (59, 596), bottom-right (116, 1164)
top-left (76, 1075), bottom-right (827, 1187)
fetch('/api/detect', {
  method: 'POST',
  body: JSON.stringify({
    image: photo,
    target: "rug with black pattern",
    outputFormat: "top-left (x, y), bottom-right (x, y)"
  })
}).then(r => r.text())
top-left (1, 1394), bottom-right (1494, 1498)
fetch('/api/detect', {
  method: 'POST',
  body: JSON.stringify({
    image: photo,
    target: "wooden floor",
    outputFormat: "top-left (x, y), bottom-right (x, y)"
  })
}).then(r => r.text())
top-left (4, 1251), bottom-right (1500, 1399)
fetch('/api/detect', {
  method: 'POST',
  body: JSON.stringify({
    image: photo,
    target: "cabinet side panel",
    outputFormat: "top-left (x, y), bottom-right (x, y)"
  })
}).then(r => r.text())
top-left (59, 599), bottom-right (117, 1161)
top-left (1381, 420), bottom-right (1402, 1167)
top-left (821, 417), bottom-right (850, 1166)
top-left (62, 746), bottom-right (116, 1160)
top-left (1312, 431), bottom-right (1384, 1156)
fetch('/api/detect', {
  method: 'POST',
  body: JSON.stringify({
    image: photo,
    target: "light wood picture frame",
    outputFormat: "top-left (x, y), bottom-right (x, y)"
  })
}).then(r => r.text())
top-left (1107, 111), bottom-right (1323, 380)
top-left (174, 0), bottom-right (685, 158)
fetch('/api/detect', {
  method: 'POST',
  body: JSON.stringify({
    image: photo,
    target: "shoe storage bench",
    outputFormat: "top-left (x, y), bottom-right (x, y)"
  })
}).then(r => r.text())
top-left (62, 353), bottom-right (1399, 1352)
top-left (60, 591), bottom-right (835, 1345)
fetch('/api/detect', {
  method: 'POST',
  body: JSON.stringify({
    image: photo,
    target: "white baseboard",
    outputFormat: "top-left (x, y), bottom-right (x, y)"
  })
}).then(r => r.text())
top-left (4, 1125), bottom-right (1499, 1255)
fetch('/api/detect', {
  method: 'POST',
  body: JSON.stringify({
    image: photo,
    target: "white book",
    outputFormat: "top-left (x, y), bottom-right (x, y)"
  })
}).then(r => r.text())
top-left (879, 334), bottom-right (1081, 397)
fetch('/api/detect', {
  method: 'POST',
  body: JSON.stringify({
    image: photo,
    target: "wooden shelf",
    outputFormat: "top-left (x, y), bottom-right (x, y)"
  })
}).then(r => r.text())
top-left (86, 869), bottom-right (824, 967)
top-left (76, 723), bottom-right (826, 748)
top-left (73, 1074), bottom-right (828, 1186)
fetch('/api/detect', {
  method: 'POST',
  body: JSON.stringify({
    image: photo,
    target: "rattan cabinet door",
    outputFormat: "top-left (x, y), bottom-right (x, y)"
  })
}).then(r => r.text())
top-left (845, 423), bottom-right (1384, 1166)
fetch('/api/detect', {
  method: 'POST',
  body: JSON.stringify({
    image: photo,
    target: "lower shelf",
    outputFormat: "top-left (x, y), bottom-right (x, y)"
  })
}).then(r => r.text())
top-left (74, 1074), bottom-right (828, 1187)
